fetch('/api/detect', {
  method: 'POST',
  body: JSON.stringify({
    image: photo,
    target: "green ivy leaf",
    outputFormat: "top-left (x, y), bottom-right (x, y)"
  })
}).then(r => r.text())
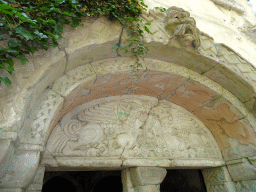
top-left (7, 48), bottom-right (19, 54)
top-left (16, 27), bottom-right (34, 40)
top-left (34, 30), bottom-right (48, 38)
top-left (0, 46), bottom-right (7, 52)
top-left (52, 7), bottom-right (61, 13)
top-left (112, 46), bottom-right (119, 50)
top-left (6, 65), bottom-right (14, 74)
top-left (124, 113), bottom-right (129, 116)
top-left (119, 112), bottom-right (124, 115)
top-left (15, 12), bottom-right (34, 24)
top-left (2, 9), bottom-right (15, 16)
top-left (144, 26), bottom-right (150, 33)
top-left (17, 55), bottom-right (28, 65)
top-left (47, 19), bottom-right (56, 24)
top-left (8, 40), bottom-right (21, 47)
top-left (55, 33), bottom-right (62, 39)
top-left (72, 17), bottom-right (80, 27)
top-left (0, 77), bottom-right (12, 86)
top-left (40, 6), bottom-right (50, 11)
top-left (54, 24), bottom-right (63, 33)
top-left (125, 16), bottom-right (133, 20)
top-left (5, 57), bottom-right (14, 66)
top-left (62, 12), bottom-right (72, 16)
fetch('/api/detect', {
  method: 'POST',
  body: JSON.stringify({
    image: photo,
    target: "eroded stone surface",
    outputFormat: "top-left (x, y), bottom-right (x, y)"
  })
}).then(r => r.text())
top-left (236, 180), bottom-right (256, 192)
top-left (64, 16), bottom-right (122, 71)
top-left (202, 166), bottom-right (237, 192)
top-left (122, 169), bottom-right (135, 192)
top-left (18, 90), bottom-right (64, 145)
top-left (46, 66), bottom-right (256, 158)
top-left (226, 158), bottom-right (256, 181)
top-left (0, 151), bottom-right (39, 188)
top-left (44, 95), bottom-right (222, 170)
top-left (25, 166), bottom-right (45, 192)
top-left (130, 167), bottom-right (167, 186)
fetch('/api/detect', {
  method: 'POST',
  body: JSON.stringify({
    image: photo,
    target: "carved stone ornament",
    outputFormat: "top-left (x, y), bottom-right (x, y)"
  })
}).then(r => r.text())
top-left (164, 6), bottom-right (201, 49)
top-left (45, 95), bottom-right (222, 161)
top-left (142, 6), bottom-right (201, 49)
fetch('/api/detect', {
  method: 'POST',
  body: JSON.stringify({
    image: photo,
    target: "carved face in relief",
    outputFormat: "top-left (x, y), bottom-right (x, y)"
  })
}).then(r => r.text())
top-left (165, 6), bottom-right (201, 49)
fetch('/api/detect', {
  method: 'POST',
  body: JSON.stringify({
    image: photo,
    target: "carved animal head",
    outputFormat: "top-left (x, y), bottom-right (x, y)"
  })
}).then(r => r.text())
top-left (165, 6), bottom-right (201, 49)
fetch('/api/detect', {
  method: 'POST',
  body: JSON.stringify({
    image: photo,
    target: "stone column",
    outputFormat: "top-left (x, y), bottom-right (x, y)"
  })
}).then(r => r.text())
top-left (25, 166), bottom-right (45, 192)
top-left (122, 167), bottom-right (167, 192)
top-left (202, 166), bottom-right (236, 192)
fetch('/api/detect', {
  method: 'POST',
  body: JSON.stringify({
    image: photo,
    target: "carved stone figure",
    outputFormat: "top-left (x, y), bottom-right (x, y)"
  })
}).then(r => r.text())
top-left (165, 6), bottom-right (201, 49)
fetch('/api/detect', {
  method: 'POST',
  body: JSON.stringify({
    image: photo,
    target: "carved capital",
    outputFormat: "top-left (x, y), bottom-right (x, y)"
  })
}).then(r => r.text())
top-left (128, 167), bottom-right (167, 192)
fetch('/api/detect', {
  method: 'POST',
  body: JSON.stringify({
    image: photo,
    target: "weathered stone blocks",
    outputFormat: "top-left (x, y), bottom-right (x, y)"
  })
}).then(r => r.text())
top-left (226, 158), bottom-right (256, 181)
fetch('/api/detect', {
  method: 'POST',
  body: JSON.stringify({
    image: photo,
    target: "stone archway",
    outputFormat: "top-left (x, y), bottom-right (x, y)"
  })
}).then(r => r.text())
top-left (40, 94), bottom-right (225, 191)
top-left (1, 4), bottom-right (256, 192)
top-left (43, 95), bottom-right (223, 167)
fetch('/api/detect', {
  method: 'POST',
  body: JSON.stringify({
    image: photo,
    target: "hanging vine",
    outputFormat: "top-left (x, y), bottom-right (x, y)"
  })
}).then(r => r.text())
top-left (0, 0), bottom-right (166, 85)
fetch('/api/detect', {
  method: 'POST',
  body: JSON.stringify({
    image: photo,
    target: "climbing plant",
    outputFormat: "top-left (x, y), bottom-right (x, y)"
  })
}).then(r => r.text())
top-left (0, 0), bottom-right (166, 85)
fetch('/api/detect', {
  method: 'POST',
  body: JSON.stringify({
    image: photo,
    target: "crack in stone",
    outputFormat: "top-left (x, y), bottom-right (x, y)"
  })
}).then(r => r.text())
top-left (48, 88), bottom-right (65, 99)
top-left (58, 46), bottom-right (69, 73)
top-left (200, 62), bottom-right (219, 76)
top-left (200, 95), bottom-right (223, 109)
top-left (119, 98), bottom-right (160, 166)
top-left (246, 157), bottom-right (254, 166)
top-left (159, 82), bottom-right (184, 101)
top-left (117, 26), bottom-right (125, 57)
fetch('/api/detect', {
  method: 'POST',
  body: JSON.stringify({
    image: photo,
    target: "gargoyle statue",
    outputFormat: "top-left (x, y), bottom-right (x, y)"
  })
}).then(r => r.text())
top-left (165, 6), bottom-right (201, 49)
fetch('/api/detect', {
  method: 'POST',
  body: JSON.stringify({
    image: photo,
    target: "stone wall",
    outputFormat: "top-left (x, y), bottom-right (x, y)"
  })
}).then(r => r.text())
top-left (1, 1), bottom-right (256, 191)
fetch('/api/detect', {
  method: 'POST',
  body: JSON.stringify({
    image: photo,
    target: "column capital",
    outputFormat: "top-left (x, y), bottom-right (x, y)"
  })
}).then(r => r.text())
top-left (122, 167), bottom-right (167, 192)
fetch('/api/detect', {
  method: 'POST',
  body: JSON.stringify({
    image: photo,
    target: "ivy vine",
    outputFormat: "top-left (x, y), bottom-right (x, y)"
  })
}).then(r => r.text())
top-left (0, 0), bottom-right (165, 86)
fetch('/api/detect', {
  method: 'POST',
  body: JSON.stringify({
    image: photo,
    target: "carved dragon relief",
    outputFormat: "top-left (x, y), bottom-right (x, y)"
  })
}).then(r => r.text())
top-left (45, 96), bottom-right (222, 160)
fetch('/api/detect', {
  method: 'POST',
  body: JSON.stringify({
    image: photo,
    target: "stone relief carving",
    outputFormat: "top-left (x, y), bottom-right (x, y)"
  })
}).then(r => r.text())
top-left (141, 6), bottom-right (201, 49)
top-left (45, 96), bottom-right (222, 160)
top-left (164, 6), bottom-right (201, 49)
top-left (18, 90), bottom-right (64, 145)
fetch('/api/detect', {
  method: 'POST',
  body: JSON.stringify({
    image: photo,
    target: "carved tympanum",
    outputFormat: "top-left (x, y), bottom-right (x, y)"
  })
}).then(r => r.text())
top-left (45, 96), bottom-right (222, 160)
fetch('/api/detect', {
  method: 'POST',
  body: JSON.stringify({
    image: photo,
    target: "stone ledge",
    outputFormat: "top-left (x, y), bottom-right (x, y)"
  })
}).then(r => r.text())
top-left (16, 144), bottom-right (44, 152)
top-left (0, 132), bottom-right (17, 141)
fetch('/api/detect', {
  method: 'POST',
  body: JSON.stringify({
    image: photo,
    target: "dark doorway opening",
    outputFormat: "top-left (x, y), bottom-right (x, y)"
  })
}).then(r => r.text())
top-left (42, 171), bottom-right (122, 192)
top-left (42, 169), bottom-right (206, 192)
top-left (161, 169), bottom-right (207, 192)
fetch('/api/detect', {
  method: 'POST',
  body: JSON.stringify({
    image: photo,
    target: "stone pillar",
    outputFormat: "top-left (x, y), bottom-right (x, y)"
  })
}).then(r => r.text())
top-left (122, 167), bottom-right (167, 192)
top-left (202, 166), bottom-right (236, 192)
top-left (25, 166), bottom-right (45, 192)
